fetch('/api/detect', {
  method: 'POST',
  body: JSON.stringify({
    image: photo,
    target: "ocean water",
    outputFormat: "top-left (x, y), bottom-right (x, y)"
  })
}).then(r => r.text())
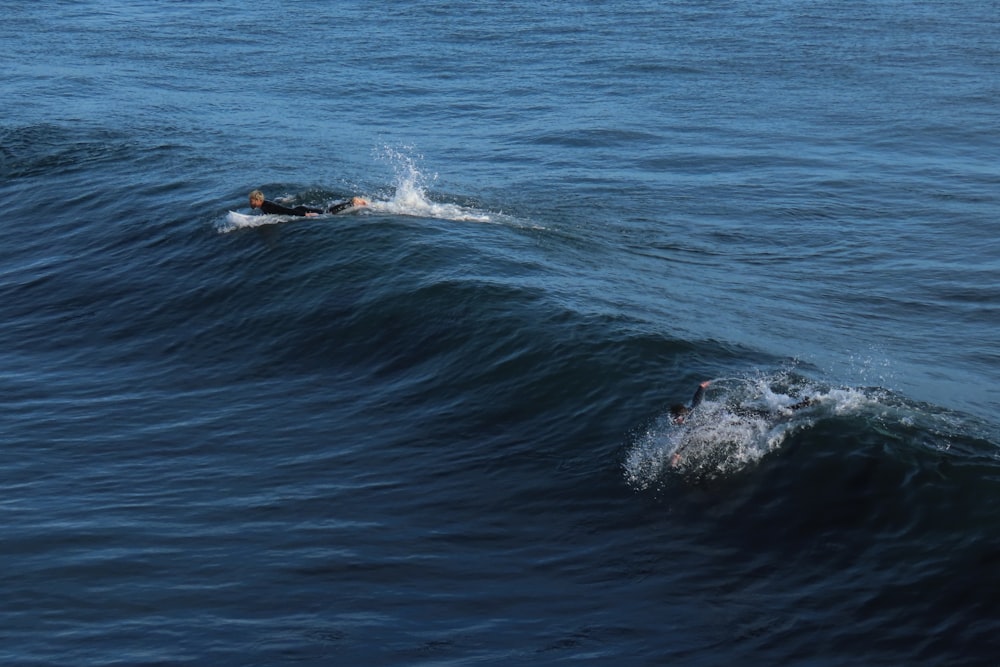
top-left (2, 1), bottom-right (999, 665)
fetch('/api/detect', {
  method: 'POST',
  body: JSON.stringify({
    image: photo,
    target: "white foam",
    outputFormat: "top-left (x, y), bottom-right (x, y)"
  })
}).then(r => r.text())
top-left (218, 210), bottom-right (290, 233)
top-left (623, 403), bottom-right (786, 488)
top-left (370, 145), bottom-right (493, 223)
top-left (623, 373), bottom-right (873, 488)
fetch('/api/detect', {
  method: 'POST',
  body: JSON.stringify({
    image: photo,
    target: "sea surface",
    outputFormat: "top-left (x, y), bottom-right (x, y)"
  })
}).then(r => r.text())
top-left (2, 1), bottom-right (999, 665)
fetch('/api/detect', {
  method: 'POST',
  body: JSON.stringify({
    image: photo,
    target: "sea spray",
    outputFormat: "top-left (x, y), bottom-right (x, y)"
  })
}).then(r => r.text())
top-left (622, 372), bottom-right (874, 488)
top-left (371, 145), bottom-right (492, 222)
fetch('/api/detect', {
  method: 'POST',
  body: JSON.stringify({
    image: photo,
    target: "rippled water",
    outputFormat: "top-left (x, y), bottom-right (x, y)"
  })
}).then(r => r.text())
top-left (2, 1), bottom-right (999, 665)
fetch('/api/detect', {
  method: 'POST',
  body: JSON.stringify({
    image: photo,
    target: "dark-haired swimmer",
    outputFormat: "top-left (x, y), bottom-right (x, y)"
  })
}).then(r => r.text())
top-left (248, 190), bottom-right (368, 217)
top-left (669, 380), bottom-right (711, 425)
top-left (668, 380), bottom-right (814, 466)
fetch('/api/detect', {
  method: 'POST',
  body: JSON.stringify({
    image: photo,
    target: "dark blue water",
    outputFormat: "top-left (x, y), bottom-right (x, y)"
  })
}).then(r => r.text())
top-left (3, 2), bottom-right (999, 665)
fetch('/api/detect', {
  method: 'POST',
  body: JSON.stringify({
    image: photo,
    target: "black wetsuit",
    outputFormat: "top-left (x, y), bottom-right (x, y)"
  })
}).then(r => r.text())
top-left (258, 200), bottom-right (323, 216)
top-left (326, 200), bottom-right (357, 215)
top-left (690, 383), bottom-right (708, 410)
top-left (259, 200), bottom-right (356, 216)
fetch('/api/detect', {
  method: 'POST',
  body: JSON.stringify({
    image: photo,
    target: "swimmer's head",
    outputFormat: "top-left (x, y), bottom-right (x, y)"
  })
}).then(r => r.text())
top-left (249, 190), bottom-right (264, 209)
top-left (670, 404), bottom-right (690, 424)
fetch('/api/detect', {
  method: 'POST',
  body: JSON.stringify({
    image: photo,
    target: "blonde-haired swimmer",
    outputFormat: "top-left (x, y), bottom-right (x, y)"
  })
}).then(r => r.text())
top-left (248, 190), bottom-right (368, 217)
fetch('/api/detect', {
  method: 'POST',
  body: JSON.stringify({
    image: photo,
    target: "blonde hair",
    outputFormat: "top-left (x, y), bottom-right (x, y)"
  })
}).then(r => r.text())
top-left (249, 189), bottom-right (264, 201)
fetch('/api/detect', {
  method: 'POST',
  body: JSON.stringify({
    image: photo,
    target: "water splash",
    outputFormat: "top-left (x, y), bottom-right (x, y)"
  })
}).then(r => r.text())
top-left (622, 372), bottom-right (874, 489)
top-left (369, 145), bottom-right (492, 223)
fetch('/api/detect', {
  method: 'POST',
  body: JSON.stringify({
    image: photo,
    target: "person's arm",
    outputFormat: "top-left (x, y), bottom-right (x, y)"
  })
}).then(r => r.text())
top-left (690, 380), bottom-right (711, 409)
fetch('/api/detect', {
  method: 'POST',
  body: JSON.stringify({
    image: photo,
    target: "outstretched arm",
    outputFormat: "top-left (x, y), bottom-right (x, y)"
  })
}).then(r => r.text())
top-left (690, 380), bottom-right (711, 409)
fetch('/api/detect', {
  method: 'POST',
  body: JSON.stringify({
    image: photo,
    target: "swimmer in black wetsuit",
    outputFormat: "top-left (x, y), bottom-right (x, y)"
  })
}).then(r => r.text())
top-left (668, 380), bottom-right (814, 465)
top-left (670, 380), bottom-right (815, 425)
top-left (669, 380), bottom-right (711, 425)
top-left (248, 190), bottom-right (368, 216)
